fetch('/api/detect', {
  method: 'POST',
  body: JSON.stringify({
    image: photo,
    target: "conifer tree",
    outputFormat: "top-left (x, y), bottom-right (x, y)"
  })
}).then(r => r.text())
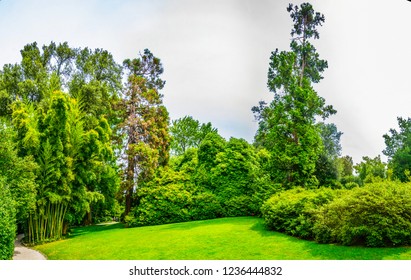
top-left (121, 49), bottom-right (170, 216)
top-left (253, 3), bottom-right (335, 187)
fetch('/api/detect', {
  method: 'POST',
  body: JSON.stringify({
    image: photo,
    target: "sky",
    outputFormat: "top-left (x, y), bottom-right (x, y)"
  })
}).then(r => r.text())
top-left (0, 0), bottom-right (410, 164)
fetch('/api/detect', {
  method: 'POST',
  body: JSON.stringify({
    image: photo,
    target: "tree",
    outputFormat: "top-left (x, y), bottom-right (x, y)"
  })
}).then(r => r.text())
top-left (0, 119), bottom-right (37, 235)
top-left (338, 155), bottom-right (354, 178)
top-left (314, 123), bottom-right (343, 186)
top-left (253, 3), bottom-right (335, 187)
top-left (169, 116), bottom-right (217, 155)
top-left (383, 117), bottom-right (411, 182)
top-left (120, 49), bottom-right (170, 216)
top-left (354, 155), bottom-right (386, 184)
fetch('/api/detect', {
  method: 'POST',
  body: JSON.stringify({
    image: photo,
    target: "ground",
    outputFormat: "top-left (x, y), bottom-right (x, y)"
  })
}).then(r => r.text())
top-left (13, 234), bottom-right (47, 260)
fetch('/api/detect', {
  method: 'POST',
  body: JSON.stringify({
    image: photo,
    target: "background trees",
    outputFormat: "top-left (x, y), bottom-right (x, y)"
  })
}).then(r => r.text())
top-left (383, 117), bottom-right (411, 182)
top-left (169, 116), bottom-right (217, 156)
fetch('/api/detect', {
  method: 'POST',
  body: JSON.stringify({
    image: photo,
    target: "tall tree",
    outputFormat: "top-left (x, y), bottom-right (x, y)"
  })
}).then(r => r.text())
top-left (253, 3), bottom-right (335, 187)
top-left (120, 49), bottom-right (170, 216)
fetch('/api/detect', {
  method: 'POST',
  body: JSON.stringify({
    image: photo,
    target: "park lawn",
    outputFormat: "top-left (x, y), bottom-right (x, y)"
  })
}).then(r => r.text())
top-left (34, 217), bottom-right (411, 260)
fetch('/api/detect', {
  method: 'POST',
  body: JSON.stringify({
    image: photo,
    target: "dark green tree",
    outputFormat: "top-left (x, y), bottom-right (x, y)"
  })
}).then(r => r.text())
top-left (253, 3), bottom-right (335, 187)
top-left (314, 123), bottom-right (343, 186)
top-left (383, 117), bottom-right (411, 182)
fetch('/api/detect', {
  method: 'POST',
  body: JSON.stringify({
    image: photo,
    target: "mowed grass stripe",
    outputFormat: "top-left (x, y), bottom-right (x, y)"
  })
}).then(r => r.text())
top-left (34, 217), bottom-right (411, 260)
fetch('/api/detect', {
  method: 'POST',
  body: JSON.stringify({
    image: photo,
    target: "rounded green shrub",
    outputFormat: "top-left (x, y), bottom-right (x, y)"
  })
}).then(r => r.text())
top-left (0, 180), bottom-right (16, 260)
top-left (313, 182), bottom-right (411, 247)
top-left (129, 184), bottom-right (192, 227)
top-left (221, 195), bottom-right (253, 217)
top-left (190, 192), bottom-right (222, 220)
top-left (343, 181), bottom-right (359, 190)
top-left (261, 187), bottom-right (337, 239)
top-left (128, 184), bottom-right (223, 227)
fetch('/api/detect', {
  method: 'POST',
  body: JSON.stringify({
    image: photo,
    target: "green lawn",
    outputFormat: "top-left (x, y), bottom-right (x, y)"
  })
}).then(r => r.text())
top-left (34, 217), bottom-right (411, 260)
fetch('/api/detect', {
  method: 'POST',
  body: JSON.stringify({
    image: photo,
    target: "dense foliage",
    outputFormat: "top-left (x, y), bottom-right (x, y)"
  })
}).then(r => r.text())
top-left (261, 181), bottom-right (411, 247)
top-left (261, 187), bottom-right (338, 239)
top-left (383, 117), bottom-right (411, 182)
top-left (315, 182), bottom-right (411, 247)
top-left (0, 180), bottom-right (16, 260)
top-left (125, 135), bottom-right (279, 227)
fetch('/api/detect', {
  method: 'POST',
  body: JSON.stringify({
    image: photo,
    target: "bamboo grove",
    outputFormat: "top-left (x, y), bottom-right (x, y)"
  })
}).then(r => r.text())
top-left (0, 42), bottom-right (169, 245)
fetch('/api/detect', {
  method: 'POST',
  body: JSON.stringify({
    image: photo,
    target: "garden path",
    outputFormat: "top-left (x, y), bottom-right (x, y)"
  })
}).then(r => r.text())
top-left (13, 234), bottom-right (47, 260)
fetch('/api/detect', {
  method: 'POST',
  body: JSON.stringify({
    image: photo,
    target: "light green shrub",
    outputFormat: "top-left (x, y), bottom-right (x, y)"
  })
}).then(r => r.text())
top-left (190, 192), bottom-right (222, 220)
top-left (313, 182), bottom-right (411, 247)
top-left (261, 187), bottom-right (337, 239)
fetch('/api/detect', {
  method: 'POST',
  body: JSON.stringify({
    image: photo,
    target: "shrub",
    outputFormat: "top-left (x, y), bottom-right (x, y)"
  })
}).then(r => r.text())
top-left (128, 184), bottom-right (192, 227)
top-left (340, 175), bottom-right (362, 187)
top-left (313, 182), bottom-right (411, 247)
top-left (127, 184), bottom-right (223, 227)
top-left (190, 192), bottom-right (222, 220)
top-left (343, 181), bottom-right (359, 190)
top-left (221, 195), bottom-right (253, 217)
top-left (0, 180), bottom-right (16, 260)
top-left (261, 187), bottom-right (337, 239)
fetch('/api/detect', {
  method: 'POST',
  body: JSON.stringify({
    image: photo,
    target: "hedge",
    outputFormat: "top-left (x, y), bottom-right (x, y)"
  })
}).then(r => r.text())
top-left (0, 180), bottom-right (16, 260)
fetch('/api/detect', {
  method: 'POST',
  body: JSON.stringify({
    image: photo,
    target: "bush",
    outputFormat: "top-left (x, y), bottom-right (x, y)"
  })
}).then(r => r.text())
top-left (340, 175), bottom-right (362, 187)
top-left (127, 184), bottom-right (222, 227)
top-left (313, 182), bottom-right (411, 247)
top-left (0, 180), bottom-right (16, 260)
top-left (128, 184), bottom-right (192, 227)
top-left (343, 182), bottom-right (359, 190)
top-left (261, 187), bottom-right (337, 239)
top-left (221, 195), bottom-right (253, 217)
top-left (190, 192), bottom-right (222, 220)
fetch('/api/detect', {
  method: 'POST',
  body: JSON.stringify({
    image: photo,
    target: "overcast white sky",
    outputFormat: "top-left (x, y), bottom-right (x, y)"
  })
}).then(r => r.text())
top-left (0, 0), bottom-right (410, 164)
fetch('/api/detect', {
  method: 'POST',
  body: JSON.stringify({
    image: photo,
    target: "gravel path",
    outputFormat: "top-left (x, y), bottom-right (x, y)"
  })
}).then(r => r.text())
top-left (13, 234), bottom-right (47, 260)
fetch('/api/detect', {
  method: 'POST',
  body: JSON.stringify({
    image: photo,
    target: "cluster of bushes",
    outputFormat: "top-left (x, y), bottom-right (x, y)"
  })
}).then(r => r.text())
top-left (125, 184), bottom-right (222, 227)
top-left (0, 180), bottom-right (16, 260)
top-left (262, 182), bottom-right (411, 247)
top-left (125, 136), bottom-right (280, 227)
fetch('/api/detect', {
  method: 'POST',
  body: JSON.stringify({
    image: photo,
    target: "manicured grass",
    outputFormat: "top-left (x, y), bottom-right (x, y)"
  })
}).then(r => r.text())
top-left (34, 217), bottom-right (411, 260)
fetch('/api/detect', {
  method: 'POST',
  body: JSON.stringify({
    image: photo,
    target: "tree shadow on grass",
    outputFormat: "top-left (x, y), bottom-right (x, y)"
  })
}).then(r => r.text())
top-left (162, 217), bottom-right (255, 231)
top-left (69, 222), bottom-right (125, 238)
top-left (298, 241), bottom-right (411, 260)
top-left (249, 220), bottom-right (411, 260)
